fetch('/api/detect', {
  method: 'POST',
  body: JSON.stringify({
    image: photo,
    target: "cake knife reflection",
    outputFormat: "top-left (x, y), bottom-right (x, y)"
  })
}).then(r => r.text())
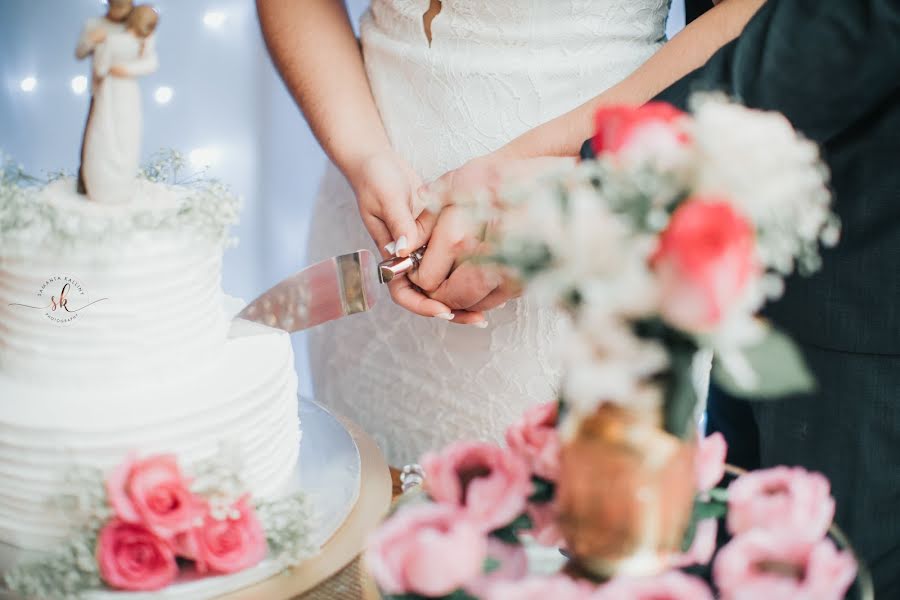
top-left (236, 247), bottom-right (425, 332)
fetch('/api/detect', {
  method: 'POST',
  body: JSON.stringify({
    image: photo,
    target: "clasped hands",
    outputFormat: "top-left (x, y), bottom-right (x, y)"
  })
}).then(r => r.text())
top-left (350, 151), bottom-right (573, 326)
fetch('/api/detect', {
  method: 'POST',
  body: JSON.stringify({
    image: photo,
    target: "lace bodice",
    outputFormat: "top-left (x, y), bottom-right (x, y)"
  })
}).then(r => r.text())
top-left (307, 0), bottom-right (671, 465)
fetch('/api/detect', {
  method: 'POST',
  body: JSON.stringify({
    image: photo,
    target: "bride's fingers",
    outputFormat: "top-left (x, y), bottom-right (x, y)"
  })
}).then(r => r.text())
top-left (387, 275), bottom-right (454, 319)
top-left (362, 213), bottom-right (396, 259)
top-left (446, 309), bottom-right (486, 326)
top-left (428, 262), bottom-right (502, 314)
top-left (409, 208), bottom-right (474, 293)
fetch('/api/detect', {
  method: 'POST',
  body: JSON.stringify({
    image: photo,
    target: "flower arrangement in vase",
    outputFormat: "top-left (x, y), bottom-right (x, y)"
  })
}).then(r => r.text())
top-left (365, 95), bottom-right (862, 599)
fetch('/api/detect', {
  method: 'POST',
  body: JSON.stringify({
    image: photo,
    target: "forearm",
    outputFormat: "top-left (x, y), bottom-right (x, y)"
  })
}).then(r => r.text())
top-left (257, 0), bottom-right (391, 181)
top-left (499, 0), bottom-right (765, 158)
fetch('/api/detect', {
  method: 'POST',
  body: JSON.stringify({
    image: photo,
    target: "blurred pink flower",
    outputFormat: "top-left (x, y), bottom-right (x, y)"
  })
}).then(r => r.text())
top-left (727, 466), bottom-right (835, 541)
top-left (714, 529), bottom-right (857, 600)
top-left (464, 538), bottom-right (528, 598)
top-left (486, 575), bottom-right (595, 600)
top-left (526, 501), bottom-right (566, 548)
top-left (594, 571), bottom-right (713, 600)
top-left (365, 503), bottom-right (486, 597)
top-left (669, 518), bottom-right (718, 568)
top-left (652, 199), bottom-right (757, 333)
top-left (591, 103), bottom-right (691, 168)
top-left (422, 441), bottom-right (532, 532)
top-left (505, 401), bottom-right (561, 481)
top-left (696, 432), bottom-right (727, 492)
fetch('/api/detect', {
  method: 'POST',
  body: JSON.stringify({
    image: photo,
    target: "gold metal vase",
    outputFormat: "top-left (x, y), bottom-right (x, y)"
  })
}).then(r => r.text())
top-left (556, 402), bottom-right (697, 579)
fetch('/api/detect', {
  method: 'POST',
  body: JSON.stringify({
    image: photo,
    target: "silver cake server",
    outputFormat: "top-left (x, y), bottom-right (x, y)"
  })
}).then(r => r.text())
top-left (236, 247), bottom-right (425, 333)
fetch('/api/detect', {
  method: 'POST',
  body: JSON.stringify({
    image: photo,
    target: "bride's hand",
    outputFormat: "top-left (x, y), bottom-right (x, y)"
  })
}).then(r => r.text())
top-left (348, 150), bottom-right (460, 319)
top-left (347, 150), bottom-right (430, 259)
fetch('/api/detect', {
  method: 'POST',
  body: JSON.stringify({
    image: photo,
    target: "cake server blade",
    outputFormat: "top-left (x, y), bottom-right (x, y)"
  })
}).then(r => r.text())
top-left (236, 248), bottom-right (425, 333)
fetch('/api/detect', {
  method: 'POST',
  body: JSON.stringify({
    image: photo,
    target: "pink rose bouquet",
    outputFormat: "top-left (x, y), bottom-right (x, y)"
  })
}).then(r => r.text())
top-left (727, 466), bottom-right (836, 541)
top-left (714, 529), bottom-right (857, 600)
top-left (365, 503), bottom-right (487, 597)
top-left (505, 401), bottom-right (561, 482)
top-left (422, 441), bottom-right (532, 532)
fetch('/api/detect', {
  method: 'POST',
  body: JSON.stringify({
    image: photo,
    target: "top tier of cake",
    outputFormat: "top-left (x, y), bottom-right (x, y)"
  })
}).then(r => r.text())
top-left (0, 176), bottom-right (240, 381)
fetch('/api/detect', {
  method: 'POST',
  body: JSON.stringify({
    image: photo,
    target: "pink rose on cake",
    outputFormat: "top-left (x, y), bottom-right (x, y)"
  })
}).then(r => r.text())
top-left (505, 401), bottom-right (561, 481)
top-left (96, 519), bottom-right (178, 591)
top-left (106, 453), bottom-right (204, 539)
top-left (365, 503), bottom-right (487, 597)
top-left (178, 496), bottom-right (268, 574)
top-left (727, 466), bottom-right (835, 541)
top-left (652, 198), bottom-right (758, 334)
top-left (422, 441), bottom-right (532, 532)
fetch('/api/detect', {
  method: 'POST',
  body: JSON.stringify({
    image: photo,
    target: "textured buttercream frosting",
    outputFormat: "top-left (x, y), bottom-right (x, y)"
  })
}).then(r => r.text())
top-left (0, 176), bottom-right (301, 563)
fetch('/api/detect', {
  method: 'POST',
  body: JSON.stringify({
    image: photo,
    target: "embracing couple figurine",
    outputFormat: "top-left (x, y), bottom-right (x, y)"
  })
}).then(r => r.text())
top-left (76, 0), bottom-right (158, 204)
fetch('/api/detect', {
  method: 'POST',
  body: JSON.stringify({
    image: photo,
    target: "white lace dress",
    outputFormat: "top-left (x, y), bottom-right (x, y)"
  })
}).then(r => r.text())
top-left (307, 0), bottom-right (670, 465)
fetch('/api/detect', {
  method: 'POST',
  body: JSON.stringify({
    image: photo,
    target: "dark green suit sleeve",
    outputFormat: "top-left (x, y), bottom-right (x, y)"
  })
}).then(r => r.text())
top-left (654, 0), bottom-right (900, 144)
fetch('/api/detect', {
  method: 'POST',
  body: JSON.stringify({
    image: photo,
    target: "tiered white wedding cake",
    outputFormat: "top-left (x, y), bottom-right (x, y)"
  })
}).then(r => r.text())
top-left (0, 174), bottom-right (301, 563)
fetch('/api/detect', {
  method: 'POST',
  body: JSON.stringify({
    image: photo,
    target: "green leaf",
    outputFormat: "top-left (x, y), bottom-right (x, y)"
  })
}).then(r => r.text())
top-left (708, 487), bottom-right (729, 503)
top-left (490, 513), bottom-right (533, 545)
top-left (528, 477), bottom-right (556, 504)
top-left (681, 496), bottom-right (728, 552)
top-left (712, 328), bottom-right (816, 400)
top-left (483, 557), bottom-right (502, 574)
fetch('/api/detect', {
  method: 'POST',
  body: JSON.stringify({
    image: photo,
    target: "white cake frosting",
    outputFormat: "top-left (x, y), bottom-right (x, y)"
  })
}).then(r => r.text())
top-left (0, 177), bottom-right (301, 563)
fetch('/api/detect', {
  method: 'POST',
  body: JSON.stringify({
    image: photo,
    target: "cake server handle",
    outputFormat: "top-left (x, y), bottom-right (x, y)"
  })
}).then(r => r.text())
top-left (377, 246), bottom-right (426, 284)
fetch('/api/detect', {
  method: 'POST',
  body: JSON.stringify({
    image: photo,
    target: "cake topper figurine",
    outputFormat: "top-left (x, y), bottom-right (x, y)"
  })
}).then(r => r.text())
top-left (78, 3), bottom-right (159, 204)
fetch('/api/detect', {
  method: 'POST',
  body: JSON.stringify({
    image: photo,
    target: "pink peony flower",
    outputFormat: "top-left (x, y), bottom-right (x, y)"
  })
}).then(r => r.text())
top-left (366, 503), bottom-right (487, 597)
top-left (696, 432), bottom-right (727, 492)
top-left (485, 575), bottom-right (595, 600)
top-left (464, 538), bottom-right (529, 598)
top-left (107, 453), bottom-right (203, 539)
top-left (505, 401), bottom-right (561, 481)
top-left (727, 466), bottom-right (835, 542)
top-left (669, 518), bottom-right (718, 569)
top-left (652, 199), bottom-right (757, 333)
top-left (422, 441), bottom-right (532, 532)
top-left (593, 571), bottom-right (714, 600)
top-left (186, 496), bottom-right (268, 574)
top-left (591, 103), bottom-right (690, 167)
top-left (526, 501), bottom-right (566, 548)
top-left (714, 529), bottom-right (857, 600)
top-left (96, 519), bottom-right (178, 591)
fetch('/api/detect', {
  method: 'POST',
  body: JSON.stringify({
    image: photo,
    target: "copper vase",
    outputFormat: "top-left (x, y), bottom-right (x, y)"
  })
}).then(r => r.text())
top-left (556, 402), bottom-right (697, 579)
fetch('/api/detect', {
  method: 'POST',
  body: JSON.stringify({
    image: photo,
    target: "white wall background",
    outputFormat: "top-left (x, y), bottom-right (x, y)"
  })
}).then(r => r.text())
top-left (0, 0), bottom-right (684, 396)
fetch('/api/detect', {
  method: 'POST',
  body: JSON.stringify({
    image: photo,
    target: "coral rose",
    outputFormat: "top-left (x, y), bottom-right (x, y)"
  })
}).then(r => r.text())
top-left (727, 466), bottom-right (835, 542)
top-left (107, 453), bottom-right (202, 539)
top-left (365, 503), bottom-right (487, 597)
top-left (422, 441), bottom-right (532, 532)
top-left (505, 401), bottom-right (561, 481)
top-left (188, 496), bottom-right (268, 574)
top-left (96, 519), bottom-right (178, 591)
top-left (591, 103), bottom-right (691, 168)
top-left (652, 198), bottom-right (757, 333)
top-left (714, 530), bottom-right (857, 600)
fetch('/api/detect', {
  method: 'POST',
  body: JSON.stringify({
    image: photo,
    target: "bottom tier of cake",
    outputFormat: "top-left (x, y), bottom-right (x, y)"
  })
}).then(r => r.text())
top-left (0, 317), bottom-right (301, 557)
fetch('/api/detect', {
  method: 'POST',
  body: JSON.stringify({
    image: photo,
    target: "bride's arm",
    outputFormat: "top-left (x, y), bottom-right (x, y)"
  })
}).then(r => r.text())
top-left (257, 0), bottom-right (391, 181)
top-left (497, 0), bottom-right (766, 159)
top-left (258, 0), bottom-right (454, 318)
